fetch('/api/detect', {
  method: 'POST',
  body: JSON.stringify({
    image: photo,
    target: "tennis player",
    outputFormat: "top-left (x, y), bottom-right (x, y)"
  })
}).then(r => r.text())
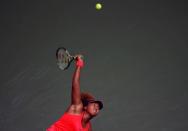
top-left (46, 56), bottom-right (103, 131)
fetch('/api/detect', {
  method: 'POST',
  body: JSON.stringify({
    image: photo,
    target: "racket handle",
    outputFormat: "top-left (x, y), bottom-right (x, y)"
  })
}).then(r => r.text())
top-left (73, 54), bottom-right (84, 60)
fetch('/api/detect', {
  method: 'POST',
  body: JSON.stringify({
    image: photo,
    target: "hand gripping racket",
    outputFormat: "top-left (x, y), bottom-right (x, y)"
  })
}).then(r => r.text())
top-left (56, 47), bottom-right (83, 70)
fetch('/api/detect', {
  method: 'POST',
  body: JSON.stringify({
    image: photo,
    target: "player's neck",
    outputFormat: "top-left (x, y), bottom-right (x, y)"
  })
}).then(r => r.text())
top-left (82, 111), bottom-right (92, 126)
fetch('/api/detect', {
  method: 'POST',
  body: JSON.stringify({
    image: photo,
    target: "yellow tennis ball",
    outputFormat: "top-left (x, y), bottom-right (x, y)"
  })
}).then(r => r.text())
top-left (95, 3), bottom-right (102, 10)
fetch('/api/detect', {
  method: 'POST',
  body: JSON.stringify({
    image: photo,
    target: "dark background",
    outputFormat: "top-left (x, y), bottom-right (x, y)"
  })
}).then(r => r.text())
top-left (0, 0), bottom-right (188, 130)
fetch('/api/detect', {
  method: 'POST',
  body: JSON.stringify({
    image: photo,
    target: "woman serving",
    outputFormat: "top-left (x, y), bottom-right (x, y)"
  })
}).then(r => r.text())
top-left (47, 56), bottom-right (103, 131)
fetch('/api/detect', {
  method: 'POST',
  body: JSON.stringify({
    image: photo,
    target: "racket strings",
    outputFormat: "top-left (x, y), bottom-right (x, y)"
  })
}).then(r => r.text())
top-left (57, 49), bottom-right (71, 70)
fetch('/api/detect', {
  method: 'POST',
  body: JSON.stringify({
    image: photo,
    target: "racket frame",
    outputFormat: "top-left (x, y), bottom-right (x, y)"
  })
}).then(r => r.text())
top-left (56, 47), bottom-right (75, 70)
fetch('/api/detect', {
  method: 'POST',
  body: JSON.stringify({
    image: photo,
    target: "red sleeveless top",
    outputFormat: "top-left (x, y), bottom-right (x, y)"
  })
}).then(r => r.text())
top-left (46, 113), bottom-right (91, 131)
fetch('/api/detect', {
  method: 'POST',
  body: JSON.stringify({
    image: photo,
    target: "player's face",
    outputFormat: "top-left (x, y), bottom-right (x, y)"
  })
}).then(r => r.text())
top-left (86, 102), bottom-right (100, 116)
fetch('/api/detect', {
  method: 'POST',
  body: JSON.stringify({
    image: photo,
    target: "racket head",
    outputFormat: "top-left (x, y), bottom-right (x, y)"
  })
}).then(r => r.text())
top-left (56, 47), bottom-right (74, 70)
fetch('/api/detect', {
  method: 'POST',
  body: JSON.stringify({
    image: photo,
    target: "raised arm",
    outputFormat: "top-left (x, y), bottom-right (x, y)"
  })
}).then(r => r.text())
top-left (71, 56), bottom-right (84, 105)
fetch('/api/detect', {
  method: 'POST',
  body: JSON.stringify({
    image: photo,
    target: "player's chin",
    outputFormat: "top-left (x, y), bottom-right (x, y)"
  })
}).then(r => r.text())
top-left (90, 113), bottom-right (98, 117)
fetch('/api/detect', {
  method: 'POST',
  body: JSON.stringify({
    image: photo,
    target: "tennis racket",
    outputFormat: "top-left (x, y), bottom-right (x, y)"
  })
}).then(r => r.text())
top-left (56, 47), bottom-right (83, 70)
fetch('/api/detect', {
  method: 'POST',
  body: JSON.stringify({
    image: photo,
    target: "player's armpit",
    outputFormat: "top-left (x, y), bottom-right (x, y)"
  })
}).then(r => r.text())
top-left (66, 104), bottom-right (83, 114)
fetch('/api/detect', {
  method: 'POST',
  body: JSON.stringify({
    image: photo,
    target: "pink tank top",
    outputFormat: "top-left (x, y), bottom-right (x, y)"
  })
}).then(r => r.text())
top-left (47, 113), bottom-right (91, 131)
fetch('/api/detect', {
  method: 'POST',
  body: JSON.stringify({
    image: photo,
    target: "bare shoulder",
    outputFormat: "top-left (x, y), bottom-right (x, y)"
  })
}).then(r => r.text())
top-left (65, 103), bottom-right (83, 114)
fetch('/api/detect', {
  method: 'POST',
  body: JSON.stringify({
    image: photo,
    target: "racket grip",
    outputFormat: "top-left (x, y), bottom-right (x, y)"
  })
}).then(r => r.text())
top-left (76, 57), bottom-right (84, 68)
